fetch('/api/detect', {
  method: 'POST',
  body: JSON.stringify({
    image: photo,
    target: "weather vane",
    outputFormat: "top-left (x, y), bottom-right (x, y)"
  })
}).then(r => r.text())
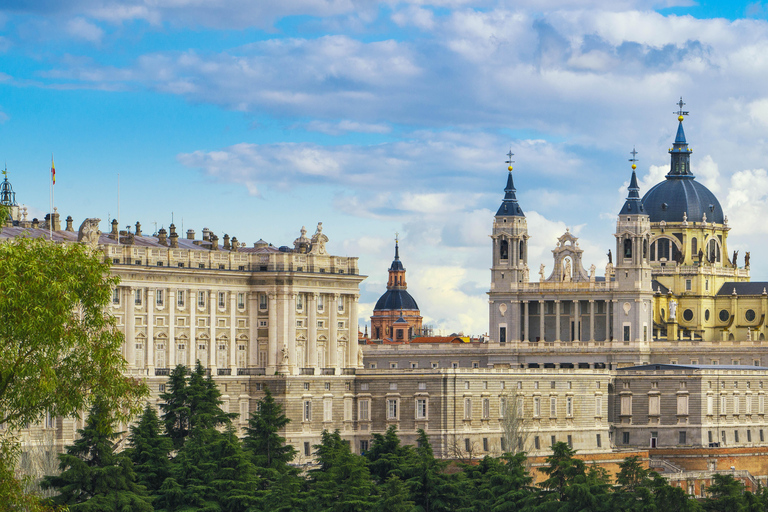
top-left (395, 232), bottom-right (399, 242)
top-left (505, 149), bottom-right (514, 171)
top-left (675, 97), bottom-right (689, 118)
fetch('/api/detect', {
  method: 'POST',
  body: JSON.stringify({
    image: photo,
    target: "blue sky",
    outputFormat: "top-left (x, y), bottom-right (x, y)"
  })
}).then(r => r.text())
top-left (3, 0), bottom-right (768, 335)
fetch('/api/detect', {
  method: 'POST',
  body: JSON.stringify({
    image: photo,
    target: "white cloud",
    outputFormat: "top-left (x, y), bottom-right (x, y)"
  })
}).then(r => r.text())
top-left (65, 17), bottom-right (104, 43)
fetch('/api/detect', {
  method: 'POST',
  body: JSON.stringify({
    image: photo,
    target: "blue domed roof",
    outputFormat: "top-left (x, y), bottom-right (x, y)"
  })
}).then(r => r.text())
top-left (641, 176), bottom-right (724, 224)
top-left (374, 289), bottom-right (419, 311)
top-left (641, 115), bottom-right (725, 224)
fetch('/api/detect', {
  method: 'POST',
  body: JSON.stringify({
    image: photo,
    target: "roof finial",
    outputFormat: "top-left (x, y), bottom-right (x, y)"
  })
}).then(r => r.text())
top-left (394, 233), bottom-right (400, 260)
top-left (675, 97), bottom-right (689, 122)
top-left (505, 149), bottom-right (514, 172)
top-left (629, 147), bottom-right (638, 170)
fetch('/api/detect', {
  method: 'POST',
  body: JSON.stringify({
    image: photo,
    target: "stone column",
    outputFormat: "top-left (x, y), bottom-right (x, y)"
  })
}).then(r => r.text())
top-left (168, 288), bottom-right (176, 367)
top-left (267, 293), bottom-right (278, 372)
top-left (147, 288), bottom-right (155, 371)
top-left (589, 300), bottom-right (595, 342)
top-left (573, 300), bottom-right (579, 342)
top-left (539, 300), bottom-right (545, 342)
top-left (248, 291), bottom-right (258, 366)
top-left (125, 287), bottom-right (135, 369)
top-left (555, 300), bottom-right (561, 342)
top-left (229, 292), bottom-right (237, 371)
top-left (308, 293), bottom-right (318, 368)
top-left (330, 294), bottom-right (339, 368)
top-left (209, 291), bottom-right (216, 370)
top-left (189, 289), bottom-right (197, 367)
top-left (523, 300), bottom-right (529, 343)
top-left (350, 294), bottom-right (360, 368)
top-left (288, 293), bottom-right (297, 372)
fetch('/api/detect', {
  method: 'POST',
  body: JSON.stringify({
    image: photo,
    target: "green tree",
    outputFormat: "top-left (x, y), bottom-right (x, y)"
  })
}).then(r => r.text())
top-left (41, 397), bottom-right (153, 511)
top-left (0, 232), bottom-right (147, 431)
top-left (125, 404), bottom-right (173, 496)
top-left (365, 425), bottom-right (414, 483)
top-left (309, 430), bottom-right (376, 512)
top-left (704, 473), bottom-right (747, 512)
top-left (539, 442), bottom-right (587, 502)
top-left (406, 430), bottom-right (466, 512)
top-left (376, 475), bottom-right (415, 512)
top-left (463, 452), bottom-right (533, 512)
top-left (160, 362), bottom-right (235, 450)
top-left (243, 387), bottom-right (296, 470)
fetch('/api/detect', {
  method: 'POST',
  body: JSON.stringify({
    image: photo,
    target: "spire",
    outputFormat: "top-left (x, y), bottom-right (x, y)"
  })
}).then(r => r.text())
top-left (668, 97), bottom-right (694, 178)
top-left (619, 147), bottom-right (645, 215)
top-left (389, 235), bottom-right (405, 272)
top-left (0, 165), bottom-right (17, 207)
top-left (496, 150), bottom-right (525, 217)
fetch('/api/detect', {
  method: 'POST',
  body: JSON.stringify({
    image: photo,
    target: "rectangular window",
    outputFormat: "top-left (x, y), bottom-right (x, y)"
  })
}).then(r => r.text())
top-left (500, 437), bottom-right (506, 452)
top-left (238, 293), bottom-right (245, 309)
top-left (708, 431), bottom-right (713, 444)
top-left (686, 279), bottom-right (692, 291)
top-left (387, 399), bottom-right (398, 420)
top-left (500, 397), bottom-right (507, 417)
top-left (621, 395), bottom-right (632, 415)
top-left (483, 438), bottom-right (489, 452)
top-left (317, 295), bottom-right (324, 312)
top-left (338, 299), bottom-right (344, 312)
top-left (551, 435), bottom-right (556, 447)
top-left (464, 398), bottom-right (472, 420)
top-left (595, 395), bottom-right (603, 416)
top-left (359, 399), bottom-right (370, 421)
top-left (259, 294), bottom-right (267, 309)
top-left (623, 325), bottom-right (630, 342)
top-left (735, 430), bottom-right (740, 443)
top-left (499, 326), bottom-right (506, 344)
top-left (748, 430), bottom-right (752, 442)
top-left (416, 399), bottom-right (427, 420)
top-left (707, 395), bottom-right (714, 415)
top-left (533, 397), bottom-right (541, 417)
top-left (198, 291), bottom-right (205, 307)
top-left (761, 430), bottom-right (765, 442)
top-left (304, 442), bottom-right (311, 456)
top-left (296, 294), bottom-right (303, 311)
top-left (623, 432), bottom-right (630, 444)
top-left (483, 398), bottom-right (490, 419)
top-left (323, 398), bottom-right (332, 422)
top-left (566, 396), bottom-right (573, 417)
top-left (360, 440), bottom-right (369, 453)
top-left (734, 396), bottom-right (740, 415)
top-left (418, 382), bottom-right (427, 390)
top-left (649, 395), bottom-right (660, 415)
top-left (112, 288), bottom-right (120, 304)
top-left (721, 395), bottom-right (728, 415)
top-left (177, 290), bottom-right (185, 307)
top-left (218, 292), bottom-right (226, 308)
top-left (760, 395), bottom-right (765, 414)
top-left (567, 435), bottom-right (572, 448)
top-left (134, 289), bottom-right (142, 305)
top-left (303, 400), bottom-right (312, 422)
top-left (156, 289), bottom-right (163, 306)
top-left (465, 438), bottom-right (471, 452)
top-left (550, 397), bottom-right (557, 418)
top-left (534, 436), bottom-right (540, 450)
top-left (596, 434), bottom-right (601, 448)
top-left (679, 431), bottom-right (686, 444)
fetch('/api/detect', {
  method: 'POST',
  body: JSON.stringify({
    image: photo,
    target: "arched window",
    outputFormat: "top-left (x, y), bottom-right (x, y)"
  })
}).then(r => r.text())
top-left (519, 240), bottom-right (524, 260)
top-left (624, 238), bottom-right (632, 259)
top-left (691, 237), bottom-right (697, 255)
top-left (650, 237), bottom-right (680, 262)
top-left (708, 239), bottom-right (720, 263)
top-left (500, 239), bottom-right (509, 260)
top-left (643, 239), bottom-right (648, 259)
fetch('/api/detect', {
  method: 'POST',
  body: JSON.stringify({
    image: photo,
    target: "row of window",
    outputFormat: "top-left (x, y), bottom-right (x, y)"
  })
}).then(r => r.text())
top-left (619, 429), bottom-right (767, 446)
top-left (113, 290), bottom-right (349, 313)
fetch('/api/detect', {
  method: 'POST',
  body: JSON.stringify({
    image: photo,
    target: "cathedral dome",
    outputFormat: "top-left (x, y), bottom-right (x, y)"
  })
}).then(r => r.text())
top-left (641, 113), bottom-right (725, 224)
top-left (641, 176), bottom-right (724, 224)
top-left (374, 289), bottom-right (420, 311)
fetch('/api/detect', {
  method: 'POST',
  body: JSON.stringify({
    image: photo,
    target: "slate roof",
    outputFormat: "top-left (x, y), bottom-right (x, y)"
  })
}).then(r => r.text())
top-left (374, 289), bottom-right (419, 311)
top-left (716, 282), bottom-right (768, 296)
top-left (619, 363), bottom-right (768, 372)
top-left (496, 170), bottom-right (525, 217)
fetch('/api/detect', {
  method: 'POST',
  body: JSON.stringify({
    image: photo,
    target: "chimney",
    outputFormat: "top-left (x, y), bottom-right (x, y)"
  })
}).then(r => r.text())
top-left (65, 216), bottom-right (74, 232)
top-left (31, 218), bottom-right (39, 229)
top-left (52, 210), bottom-right (61, 231)
top-left (231, 237), bottom-right (239, 252)
top-left (210, 234), bottom-right (219, 250)
top-left (135, 221), bottom-right (142, 237)
top-left (223, 234), bottom-right (231, 250)
top-left (187, 229), bottom-right (195, 240)
top-left (202, 228), bottom-right (211, 241)
top-left (169, 223), bottom-right (179, 248)
top-left (157, 227), bottom-right (168, 246)
top-left (109, 219), bottom-right (119, 240)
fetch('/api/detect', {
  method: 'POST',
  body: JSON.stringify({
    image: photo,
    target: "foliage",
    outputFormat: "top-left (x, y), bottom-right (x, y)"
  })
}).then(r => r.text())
top-left (125, 404), bottom-right (173, 495)
top-left (41, 397), bottom-right (153, 511)
top-left (0, 435), bottom-right (62, 512)
top-left (0, 234), bottom-right (147, 431)
top-left (243, 387), bottom-right (297, 470)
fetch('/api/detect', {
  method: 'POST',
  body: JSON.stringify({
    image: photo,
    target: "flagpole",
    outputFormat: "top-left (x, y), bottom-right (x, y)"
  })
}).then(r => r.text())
top-left (117, 173), bottom-right (120, 247)
top-left (50, 154), bottom-right (54, 240)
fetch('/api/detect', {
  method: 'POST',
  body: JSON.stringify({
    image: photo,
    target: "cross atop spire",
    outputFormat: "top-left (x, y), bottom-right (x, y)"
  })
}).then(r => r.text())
top-left (629, 147), bottom-right (638, 163)
top-left (675, 97), bottom-right (689, 118)
top-left (506, 149), bottom-right (514, 170)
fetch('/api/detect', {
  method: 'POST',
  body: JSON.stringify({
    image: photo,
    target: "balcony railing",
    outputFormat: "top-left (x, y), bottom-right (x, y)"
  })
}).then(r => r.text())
top-left (237, 367), bottom-right (266, 376)
top-left (217, 368), bottom-right (232, 376)
top-left (300, 368), bottom-right (315, 375)
top-left (342, 368), bottom-right (356, 375)
top-left (155, 368), bottom-right (170, 376)
top-left (321, 368), bottom-right (336, 375)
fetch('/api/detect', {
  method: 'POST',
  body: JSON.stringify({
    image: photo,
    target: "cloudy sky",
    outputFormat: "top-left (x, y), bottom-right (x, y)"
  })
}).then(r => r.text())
top-left (2, 0), bottom-right (768, 335)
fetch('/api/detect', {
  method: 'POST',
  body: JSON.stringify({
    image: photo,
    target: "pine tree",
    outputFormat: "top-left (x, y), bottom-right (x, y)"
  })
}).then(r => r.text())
top-left (463, 452), bottom-right (533, 512)
top-left (243, 387), bottom-right (296, 470)
top-left (405, 430), bottom-right (466, 512)
top-left (160, 365), bottom-right (191, 450)
top-left (309, 430), bottom-right (376, 512)
top-left (41, 397), bottom-right (153, 511)
top-left (125, 404), bottom-right (173, 496)
top-left (376, 475), bottom-right (415, 512)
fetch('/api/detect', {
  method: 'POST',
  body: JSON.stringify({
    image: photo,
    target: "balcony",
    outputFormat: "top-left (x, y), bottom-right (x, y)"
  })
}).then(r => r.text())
top-left (300, 368), bottom-right (315, 375)
top-left (217, 368), bottom-right (232, 376)
top-left (155, 368), bottom-right (170, 376)
top-left (342, 368), bottom-right (356, 375)
top-left (237, 367), bottom-right (266, 376)
top-left (321, 368), bottom-right (336, 375)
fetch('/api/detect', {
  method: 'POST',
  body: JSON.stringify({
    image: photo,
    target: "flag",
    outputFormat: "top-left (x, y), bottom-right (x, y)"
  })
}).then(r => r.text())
top-left (51, 155), bottom-right (55, 185)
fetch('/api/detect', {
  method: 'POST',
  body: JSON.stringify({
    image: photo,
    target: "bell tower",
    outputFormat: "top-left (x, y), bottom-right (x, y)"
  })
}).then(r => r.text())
top-left (615, 148), bottom-right (652, 291)
top-left (489, 152), bottom-right (529, 345)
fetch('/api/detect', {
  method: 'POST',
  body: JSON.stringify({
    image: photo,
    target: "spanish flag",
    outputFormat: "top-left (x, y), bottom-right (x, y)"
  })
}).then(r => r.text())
top-left (51, 155), bottom-right (55, 185)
